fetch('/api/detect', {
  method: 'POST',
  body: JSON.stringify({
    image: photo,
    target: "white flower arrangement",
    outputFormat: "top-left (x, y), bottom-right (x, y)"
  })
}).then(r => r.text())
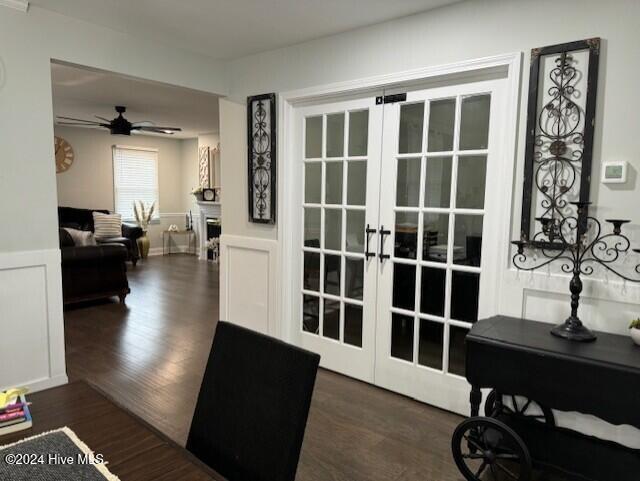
top-left (133, 200), bottom-right (156, 231)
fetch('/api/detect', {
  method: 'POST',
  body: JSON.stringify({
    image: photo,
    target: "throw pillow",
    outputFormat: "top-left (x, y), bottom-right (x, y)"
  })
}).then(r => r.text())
top-left (59, 228), bottom-right (75, 248)
top-left (92, 212), bottom-right (122, 239)
top-left (63, 227), bottom-right (97, 246)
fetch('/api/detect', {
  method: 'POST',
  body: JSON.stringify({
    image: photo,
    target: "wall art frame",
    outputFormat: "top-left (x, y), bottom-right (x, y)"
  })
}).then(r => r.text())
top-left (520, 37), bottom-right (600, 247)
top-left (247, 92), bottom-right (276, 224)
top-left (198, 145), bottom-right (211, 188)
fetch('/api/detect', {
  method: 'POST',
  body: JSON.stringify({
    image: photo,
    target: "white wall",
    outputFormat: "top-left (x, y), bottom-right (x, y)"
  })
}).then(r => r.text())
top-left (0, 5), bottom-right (226, 392)
top-left (54, 126), bottom-right (197, 250)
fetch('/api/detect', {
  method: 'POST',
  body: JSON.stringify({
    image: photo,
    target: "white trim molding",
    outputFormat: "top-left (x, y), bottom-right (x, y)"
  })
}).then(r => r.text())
top-left (0, 0), bottom-right (29, 13)
top-left (0, 248), bottom-right (68, 393)
top-left (219, 234), bottom-right (278, 336)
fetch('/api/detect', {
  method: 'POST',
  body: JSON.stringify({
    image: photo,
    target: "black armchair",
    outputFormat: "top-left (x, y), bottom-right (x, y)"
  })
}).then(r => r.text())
top-left (58, 206), bottom-right (143, 265)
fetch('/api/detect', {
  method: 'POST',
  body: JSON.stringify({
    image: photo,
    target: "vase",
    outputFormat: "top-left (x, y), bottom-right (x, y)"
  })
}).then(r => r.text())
top-left (631, 329), bottom-right (640, 346)
top-left (137, 233), bottom-right (150, 259)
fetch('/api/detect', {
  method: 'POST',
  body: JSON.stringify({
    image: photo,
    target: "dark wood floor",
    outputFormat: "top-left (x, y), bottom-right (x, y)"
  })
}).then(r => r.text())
top-left (64, 255), bottom-right (558, 481)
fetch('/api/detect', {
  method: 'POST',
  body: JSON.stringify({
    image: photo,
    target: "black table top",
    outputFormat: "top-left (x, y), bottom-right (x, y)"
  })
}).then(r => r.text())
top-left (466, 316), bottom-right (640, 429)
top-left (469, 315), bottom-right (640, 374)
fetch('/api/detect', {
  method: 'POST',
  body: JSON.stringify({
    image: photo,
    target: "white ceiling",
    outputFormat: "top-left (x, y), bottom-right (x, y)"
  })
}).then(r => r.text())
top-left (32, 0), bottom-right (461, 60)
top-left (51, 62), bottom-right (220, 139)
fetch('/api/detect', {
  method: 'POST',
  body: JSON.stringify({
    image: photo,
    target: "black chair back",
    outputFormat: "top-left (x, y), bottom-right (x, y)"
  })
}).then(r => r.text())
top-left (187, 321), bottom-right (320, 481)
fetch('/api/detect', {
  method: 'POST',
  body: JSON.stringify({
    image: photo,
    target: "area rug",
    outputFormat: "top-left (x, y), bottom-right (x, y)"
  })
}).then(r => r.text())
top-left (0, 427), bottom-right (120, 480)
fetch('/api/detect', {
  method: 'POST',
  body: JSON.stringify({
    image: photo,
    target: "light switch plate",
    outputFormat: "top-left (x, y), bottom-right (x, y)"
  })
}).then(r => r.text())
top-left (601, 161), bottom-right (628, 184)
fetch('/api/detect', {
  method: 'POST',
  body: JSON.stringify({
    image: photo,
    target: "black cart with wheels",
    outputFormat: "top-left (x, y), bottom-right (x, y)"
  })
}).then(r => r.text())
top-left (451, 316), bottom-right (640, 481)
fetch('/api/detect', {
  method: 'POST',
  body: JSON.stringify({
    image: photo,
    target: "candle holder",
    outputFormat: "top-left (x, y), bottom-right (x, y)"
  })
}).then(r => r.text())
top-left (512, 202), bottom-right (640, 342)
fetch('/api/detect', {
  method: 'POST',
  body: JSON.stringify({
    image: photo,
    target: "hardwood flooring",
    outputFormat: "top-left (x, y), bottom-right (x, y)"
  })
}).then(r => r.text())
top-left (64, 255), bottom-right (561, 481)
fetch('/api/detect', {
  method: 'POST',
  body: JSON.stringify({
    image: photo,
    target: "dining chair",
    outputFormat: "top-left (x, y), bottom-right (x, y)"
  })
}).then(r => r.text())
top-left (186, 321), bottom-right (321, 481)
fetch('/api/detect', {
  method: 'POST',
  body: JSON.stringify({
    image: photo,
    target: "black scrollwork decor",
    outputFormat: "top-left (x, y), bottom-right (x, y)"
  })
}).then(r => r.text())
top-left (521, 38), bottom-right (600, 244)
top-left (247, 93), bottom-right (276, 224)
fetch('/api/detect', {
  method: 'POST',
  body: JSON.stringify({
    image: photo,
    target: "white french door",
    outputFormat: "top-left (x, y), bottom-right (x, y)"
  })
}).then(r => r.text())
top-left (375, 80), bottom-right (504, 414)
top-left (296, 96), bottom-right (383, 382)
top-left (292, 77), bottom-right (505, 414)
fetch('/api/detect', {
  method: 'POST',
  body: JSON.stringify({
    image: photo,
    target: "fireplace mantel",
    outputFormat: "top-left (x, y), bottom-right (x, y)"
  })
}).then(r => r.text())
top-left (196, 201), bottom-right (221, 260)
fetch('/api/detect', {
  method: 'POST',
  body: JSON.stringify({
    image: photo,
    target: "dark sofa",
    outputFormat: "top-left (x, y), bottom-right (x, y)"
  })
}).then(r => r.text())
top-left (58, 206), bottom-right (143, 265)
top-left (59, 228), bottom-right (130, 305)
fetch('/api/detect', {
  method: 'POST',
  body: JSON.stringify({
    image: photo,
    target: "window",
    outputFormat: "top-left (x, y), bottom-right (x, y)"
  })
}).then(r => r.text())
top-left (113, 145), bottom-right (159, 221)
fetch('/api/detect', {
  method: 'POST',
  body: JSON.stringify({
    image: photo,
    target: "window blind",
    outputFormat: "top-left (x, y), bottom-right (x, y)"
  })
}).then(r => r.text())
top-left (113, 146), bottom-right (159, 221)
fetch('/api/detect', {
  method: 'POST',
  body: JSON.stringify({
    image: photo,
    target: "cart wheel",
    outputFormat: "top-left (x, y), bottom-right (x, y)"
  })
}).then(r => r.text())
top-left (485, 390), bottom-right (555, 426)
top-left (452, 416), bottom-right (532, 481)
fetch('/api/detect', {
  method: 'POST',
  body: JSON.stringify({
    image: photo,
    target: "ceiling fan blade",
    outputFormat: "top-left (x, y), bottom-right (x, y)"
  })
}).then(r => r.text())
top-left (94, 115), bottom-right (112, 122)
top-left (57, 122), bottom-right (108, 127)
top-left (56, 116), bottom-right (103, 124)
top-left (134, 126), bottom-right (182, 133)
top-left (131, 121), bottom-right (155, 126)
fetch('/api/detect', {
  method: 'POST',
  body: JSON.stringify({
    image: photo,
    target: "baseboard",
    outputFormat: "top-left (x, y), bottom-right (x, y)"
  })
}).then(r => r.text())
top-left (23, 373), bottom-right (69, 394)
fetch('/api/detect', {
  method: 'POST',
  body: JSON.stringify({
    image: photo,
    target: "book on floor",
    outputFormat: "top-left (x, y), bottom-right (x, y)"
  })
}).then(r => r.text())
top-left (0, 392), bottom-right (32, 437)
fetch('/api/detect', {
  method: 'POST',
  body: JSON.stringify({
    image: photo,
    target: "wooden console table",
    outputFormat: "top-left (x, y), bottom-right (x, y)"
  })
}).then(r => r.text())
top-left (452, 315), bottom-right (640, 481)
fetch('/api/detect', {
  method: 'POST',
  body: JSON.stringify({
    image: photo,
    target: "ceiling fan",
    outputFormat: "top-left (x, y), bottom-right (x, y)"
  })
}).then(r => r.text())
top-left (56, 106), bottom-right (182, 136)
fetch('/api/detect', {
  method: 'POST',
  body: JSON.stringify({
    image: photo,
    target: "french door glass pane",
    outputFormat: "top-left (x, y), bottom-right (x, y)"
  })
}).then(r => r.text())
top-left (396, 158), bottom-right (421, 207)
top-left (304, 207), bottom-right (321, 248)
top-left (454, 215), bottom-right (483, 267)
top-left (348, 110), bottom-right (369, 157)
top-left (398, 103), bottom-right (424, 154)
top-left (427, 99), bottom-right (455, 152)
top-left (346, 210), bottom-right (365, 253)
top-left (423, 214), bottom-right (449, 263)
top-left (347, 161), bottom-right (367, 206)
top-left (302, 295), bottom-right (320, 334)
top-left (324, 254), bottom-right (341, 296)
top-left (391, 314), bottom-right (414, 362)
top-left (326, 113), bottom-right (345, 158)
top-left (424, 156), bottom-right (452, 208)
top-left (459, 95), bottom-right (491, 150)
top-left (323, 299), bottom-right (340, 340)
top-left (324, 209), bottom-right (342, 250)
top-left (344, 304), bottom-right (363, 347)
top-left (456, 155), bottom-right (487, 209)
top-left (325, 162), bottom-right (343, 204)
top-left (448, 325), bottom-right (469, 376)
top-left (420, 267), bottom-right (446, 317)
top-left (418, 320), bottom-right (444, 370)
top-left (393, 263), bottom-right (416, 311)
top-left (303, 252), bottom-right (320, 291)
top-left (344, 257), bottom-right (364, 300)
top-left (394, 211), bottom-right (418, 259)
top-left (305, 116), bottom-right (323, 158)
top-left (304, 163), bottom-right (321, 203)
top-left (450, 271), bottom-right (479, 322)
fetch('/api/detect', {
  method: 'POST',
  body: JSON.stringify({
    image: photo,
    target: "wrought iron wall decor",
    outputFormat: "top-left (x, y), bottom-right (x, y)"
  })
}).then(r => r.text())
top-left (521, 38), bottom-right (600, 245)
top-left (247, 93), bottom-right (276, 224)
top-left (198, 145), bottom-right (210, 188)
top-left (513, 38), bottom-right (640, 342)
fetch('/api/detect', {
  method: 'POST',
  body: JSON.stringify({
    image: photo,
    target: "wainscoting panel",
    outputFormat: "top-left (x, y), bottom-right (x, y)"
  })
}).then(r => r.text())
top-left (219, 235), bottom-right (278, 335)
top-left (0, 249), bottom-right (68, 392)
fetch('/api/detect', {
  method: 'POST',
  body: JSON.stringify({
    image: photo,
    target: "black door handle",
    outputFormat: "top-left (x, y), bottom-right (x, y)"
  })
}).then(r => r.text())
top-left (365, 224), bottom-right (376, 259)
top-left (379, 225), bottom-right (391, 260)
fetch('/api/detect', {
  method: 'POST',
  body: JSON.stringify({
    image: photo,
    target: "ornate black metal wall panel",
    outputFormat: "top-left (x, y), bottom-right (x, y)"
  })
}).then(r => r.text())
top-left (520, 38), bottom-right (600, 247)
top-left (247, 93), bottom-right (276, 224)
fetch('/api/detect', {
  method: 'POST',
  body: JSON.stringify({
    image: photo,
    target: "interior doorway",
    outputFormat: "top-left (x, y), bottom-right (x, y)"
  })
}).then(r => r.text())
top-left (283, 56), bottom-right (519, 416)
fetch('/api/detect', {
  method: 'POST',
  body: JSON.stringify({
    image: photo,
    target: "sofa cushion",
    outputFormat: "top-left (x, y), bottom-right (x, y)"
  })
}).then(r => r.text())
top-left (63, 227), bottom-right (97, 246)
top-left (93, 212), bottom-right (122, 239)
top-left (59, 228), bottom-right (75, 248)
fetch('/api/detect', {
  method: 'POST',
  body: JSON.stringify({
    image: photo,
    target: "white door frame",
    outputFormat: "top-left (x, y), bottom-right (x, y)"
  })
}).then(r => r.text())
top-left (277, 52), bottom-right (522, 347)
